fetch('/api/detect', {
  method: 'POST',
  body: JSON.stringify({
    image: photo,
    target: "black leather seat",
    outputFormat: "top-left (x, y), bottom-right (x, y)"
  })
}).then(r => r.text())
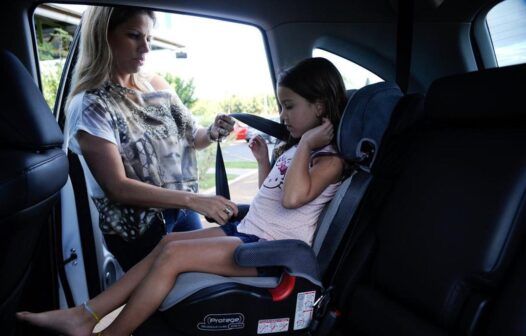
top-left (0, 50), bottom-right (68, 335)
top-left (337, 63), bottom-right (526, 335)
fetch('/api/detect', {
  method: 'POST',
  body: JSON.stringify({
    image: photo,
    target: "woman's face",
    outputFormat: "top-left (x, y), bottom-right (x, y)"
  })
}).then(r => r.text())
top-left (277, 86), bottom-right (321, 139)
top-left (107, 13), bottom-right (153, 78)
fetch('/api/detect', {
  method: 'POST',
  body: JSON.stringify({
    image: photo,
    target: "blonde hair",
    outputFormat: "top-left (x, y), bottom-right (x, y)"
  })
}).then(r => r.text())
top-left (66, 6), bottom-right (155, 109)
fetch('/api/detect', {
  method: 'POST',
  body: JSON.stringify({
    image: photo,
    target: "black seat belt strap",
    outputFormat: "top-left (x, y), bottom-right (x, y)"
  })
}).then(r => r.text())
top-left (213, 113), bottom-right (289, 200)
top-left (214, 140), bottom-right (230, 199)
top-left (230, 113), bottom-right (289, 142)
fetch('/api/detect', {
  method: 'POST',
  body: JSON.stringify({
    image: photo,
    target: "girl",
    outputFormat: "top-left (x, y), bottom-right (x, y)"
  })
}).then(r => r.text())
top-left (17, 57), bottom-right (347, 336)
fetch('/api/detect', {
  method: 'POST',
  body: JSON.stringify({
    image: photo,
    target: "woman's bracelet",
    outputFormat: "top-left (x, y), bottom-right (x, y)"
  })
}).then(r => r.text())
top-left (206, 124), bottom-right (220, 142)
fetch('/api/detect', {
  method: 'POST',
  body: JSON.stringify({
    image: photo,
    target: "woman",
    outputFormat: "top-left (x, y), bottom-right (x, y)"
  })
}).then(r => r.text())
top-left (65, 6), bottom-right (237, 270)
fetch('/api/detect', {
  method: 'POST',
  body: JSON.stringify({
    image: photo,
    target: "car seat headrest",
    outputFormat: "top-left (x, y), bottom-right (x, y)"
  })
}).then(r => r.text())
top-left (337, 82), bottom-right (403, 170)
top-left (0, 49), bottom-right (63, 149)
top-left (426, 63), bottom-right (526, 124)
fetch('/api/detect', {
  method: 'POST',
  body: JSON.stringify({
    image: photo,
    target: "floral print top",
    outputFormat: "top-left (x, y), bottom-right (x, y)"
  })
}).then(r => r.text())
top-left (67, 81), bottom-right (198, 240)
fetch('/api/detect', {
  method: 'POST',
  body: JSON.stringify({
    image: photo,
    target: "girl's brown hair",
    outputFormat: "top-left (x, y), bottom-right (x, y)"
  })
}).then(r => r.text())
top-left (274, 57), bottom-right (347, 158)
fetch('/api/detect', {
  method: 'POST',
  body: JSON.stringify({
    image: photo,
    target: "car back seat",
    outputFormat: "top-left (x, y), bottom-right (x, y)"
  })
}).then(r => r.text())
top-left (337, 62), bottom-right (526, 336)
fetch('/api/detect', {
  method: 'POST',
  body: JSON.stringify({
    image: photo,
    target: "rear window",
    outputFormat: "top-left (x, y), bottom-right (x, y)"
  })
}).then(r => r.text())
top-left (487, 0), bottom-right (526, 67)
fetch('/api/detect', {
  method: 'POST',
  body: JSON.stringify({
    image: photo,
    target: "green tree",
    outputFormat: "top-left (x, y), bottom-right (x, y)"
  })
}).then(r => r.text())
top-left (37, 27), bottom-right (73, 61)
top-left (161, 73), bottom-right (198, 109)
top-left (35, 24), bottom-right (73, 109)
top-left (219, 95), bottom-right (245, 114)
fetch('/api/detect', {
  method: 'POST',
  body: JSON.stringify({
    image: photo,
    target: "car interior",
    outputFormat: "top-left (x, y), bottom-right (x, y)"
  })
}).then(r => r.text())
top-left (0, 0), bottom-right (525, 335)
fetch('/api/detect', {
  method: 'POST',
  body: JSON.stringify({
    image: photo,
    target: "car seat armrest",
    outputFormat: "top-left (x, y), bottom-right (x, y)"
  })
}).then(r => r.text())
top-left (234, 239), bottom-right (320, 280)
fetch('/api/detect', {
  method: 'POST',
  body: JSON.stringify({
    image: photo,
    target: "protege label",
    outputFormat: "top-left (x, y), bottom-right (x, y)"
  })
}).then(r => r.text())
top-left (197, 313), bottom-right (245, 331)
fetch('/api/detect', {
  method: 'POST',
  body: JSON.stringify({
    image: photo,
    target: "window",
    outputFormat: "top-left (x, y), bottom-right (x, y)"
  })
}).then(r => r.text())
top-left (487, 0), bottom-right (526, 67)
top-left (313, 48), bottom-right (383, 89)
top-left (33, 4), bottom-right (276, 206)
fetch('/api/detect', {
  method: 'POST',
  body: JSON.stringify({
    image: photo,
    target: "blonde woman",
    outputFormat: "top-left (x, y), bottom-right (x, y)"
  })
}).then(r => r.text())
top-left (64, 6), bottom-right (237, 270)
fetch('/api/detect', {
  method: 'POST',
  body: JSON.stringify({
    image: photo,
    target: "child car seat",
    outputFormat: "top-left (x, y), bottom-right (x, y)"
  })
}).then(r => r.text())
top-left (136, 82), bottom-right (404, 335)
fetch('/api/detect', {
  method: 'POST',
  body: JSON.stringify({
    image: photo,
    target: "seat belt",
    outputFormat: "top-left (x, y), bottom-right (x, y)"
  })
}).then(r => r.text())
top-left (230, 113), bottom-right (289, 142)
top-left (212, 113), bottom-right (289, 200)
top-left (214, 140), bottom-right (230, 200)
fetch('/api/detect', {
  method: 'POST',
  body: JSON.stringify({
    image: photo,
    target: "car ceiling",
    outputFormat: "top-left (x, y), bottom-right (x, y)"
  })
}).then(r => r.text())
top-left (4, 0), bottom-right (502, 93)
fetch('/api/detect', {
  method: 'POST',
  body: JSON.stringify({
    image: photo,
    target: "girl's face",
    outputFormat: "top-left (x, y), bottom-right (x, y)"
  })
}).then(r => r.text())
top-left (277, 86), bottom-right (322, 139)
top-left (107, 14), bottom-right (153, 78)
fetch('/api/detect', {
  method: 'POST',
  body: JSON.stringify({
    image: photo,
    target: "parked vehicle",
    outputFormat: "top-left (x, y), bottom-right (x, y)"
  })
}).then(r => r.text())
top-left (232, 121), bottom-right (248, 141)
top-left (245, 116), bottom-right (280, 144)
top-left (1, 1), bottom-right (525, 336)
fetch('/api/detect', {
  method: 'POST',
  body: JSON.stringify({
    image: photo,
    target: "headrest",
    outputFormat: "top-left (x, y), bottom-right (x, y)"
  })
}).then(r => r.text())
top-left (337, 82), bottom-right (403, 168)
top-left (426, 62), bottom-right (526, 124)
top-left (0, 50), bottom-right (63, 149)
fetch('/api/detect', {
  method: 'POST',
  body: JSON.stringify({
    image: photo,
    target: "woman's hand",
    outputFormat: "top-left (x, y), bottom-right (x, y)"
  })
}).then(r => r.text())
top-left (300, 117), bottom-right (334, 150)
top-left (191, 194), bottom-right (238, 225)
top-left (248, 135), bottom-right (269, 163)
top-left (209, 114), bottom-right (235, 141)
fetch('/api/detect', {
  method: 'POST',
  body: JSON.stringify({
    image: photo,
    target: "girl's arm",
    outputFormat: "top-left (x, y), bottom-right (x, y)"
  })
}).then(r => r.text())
top-left (77, 131), bottom-right (238, 224)
top-left (282, 118), bottom-right (344, 208)
top-left (248, 135), bottom-right (271, 188)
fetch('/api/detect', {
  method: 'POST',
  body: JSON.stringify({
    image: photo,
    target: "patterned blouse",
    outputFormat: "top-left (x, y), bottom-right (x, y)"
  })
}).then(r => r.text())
top-left (67, 80), bottom-right (198, 240)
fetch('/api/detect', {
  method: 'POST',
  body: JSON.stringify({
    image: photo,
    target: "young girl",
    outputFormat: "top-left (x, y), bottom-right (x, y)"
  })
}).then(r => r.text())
top-left (17, 57), bottom-right (347, 336)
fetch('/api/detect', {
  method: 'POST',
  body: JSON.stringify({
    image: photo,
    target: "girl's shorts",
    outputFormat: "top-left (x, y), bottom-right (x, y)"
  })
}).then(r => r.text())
top-left (220, 221), bottom-right (281, 277)
top-left (220, 221), bottom-right (261, 243)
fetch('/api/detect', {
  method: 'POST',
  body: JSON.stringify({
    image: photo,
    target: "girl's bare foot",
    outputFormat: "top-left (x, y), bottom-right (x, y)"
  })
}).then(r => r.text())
top-left (17, 305), bottom-right (97, 336)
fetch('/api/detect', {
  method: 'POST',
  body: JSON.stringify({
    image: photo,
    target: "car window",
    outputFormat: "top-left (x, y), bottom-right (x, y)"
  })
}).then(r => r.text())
top-left (33, 4), bottom-right (276, 207)
top-left (486, 0), bottom-right (526, 67)
top-left (312, 48), bottom-right (383, 89)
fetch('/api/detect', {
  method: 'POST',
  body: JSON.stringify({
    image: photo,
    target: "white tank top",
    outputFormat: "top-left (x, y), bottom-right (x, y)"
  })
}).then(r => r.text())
top-left (236, 144), bottom-right (341, 246)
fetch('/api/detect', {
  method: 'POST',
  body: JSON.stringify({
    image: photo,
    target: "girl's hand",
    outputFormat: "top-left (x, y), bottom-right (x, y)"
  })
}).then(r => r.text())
top-left (193, 194), bottom-right (238, 225)
top-left (209, 114), bottom-right (235, 141)
top-left (300, 117), bottom-right (334, 150)
top-left (248, 135), bottom-right (269, 163)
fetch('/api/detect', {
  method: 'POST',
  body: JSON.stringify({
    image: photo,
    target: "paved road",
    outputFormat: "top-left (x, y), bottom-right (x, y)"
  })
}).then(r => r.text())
top-left (222, 140), bottom-right (253, 162)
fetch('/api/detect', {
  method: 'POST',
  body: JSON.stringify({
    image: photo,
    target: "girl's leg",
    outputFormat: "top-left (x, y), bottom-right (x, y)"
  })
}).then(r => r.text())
top-left (101, 236), bottom-right (257, 336)
top-left (16, 227), bottom-right (227, 336)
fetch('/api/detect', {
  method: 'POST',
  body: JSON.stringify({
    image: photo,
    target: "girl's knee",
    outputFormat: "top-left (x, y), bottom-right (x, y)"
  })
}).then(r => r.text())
top-left (158, 232), bottom-right (179, 248)
top-left (156, 241), bottom-right (183, 268)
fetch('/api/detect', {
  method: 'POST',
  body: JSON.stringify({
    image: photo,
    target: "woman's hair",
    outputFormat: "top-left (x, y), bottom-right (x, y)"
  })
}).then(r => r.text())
top-left (274, 57), bottom-right (347, 158)
top-left (66, 6), bottom-right (155, 108)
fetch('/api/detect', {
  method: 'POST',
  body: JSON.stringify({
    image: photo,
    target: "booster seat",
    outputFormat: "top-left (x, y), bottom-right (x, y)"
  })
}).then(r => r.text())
top-left (136, 82), bottom-right (404, 335)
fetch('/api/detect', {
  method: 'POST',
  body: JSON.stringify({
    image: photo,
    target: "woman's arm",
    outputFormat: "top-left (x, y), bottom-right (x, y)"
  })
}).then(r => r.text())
top-left (77, 131), bottom-right (238, 224)
top-left (149, 73), bottom-right (234, 150)
top-left (193, 115), bottom-right (235, 149)
top-left (282, 118), bottom-right (344, 208)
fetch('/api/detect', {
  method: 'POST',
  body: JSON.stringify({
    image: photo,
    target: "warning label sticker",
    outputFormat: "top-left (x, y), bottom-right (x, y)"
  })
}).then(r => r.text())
top-left (293, 291), bottom-right (316, 330)
top-left (257, 318), bottom-right (290, 334)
